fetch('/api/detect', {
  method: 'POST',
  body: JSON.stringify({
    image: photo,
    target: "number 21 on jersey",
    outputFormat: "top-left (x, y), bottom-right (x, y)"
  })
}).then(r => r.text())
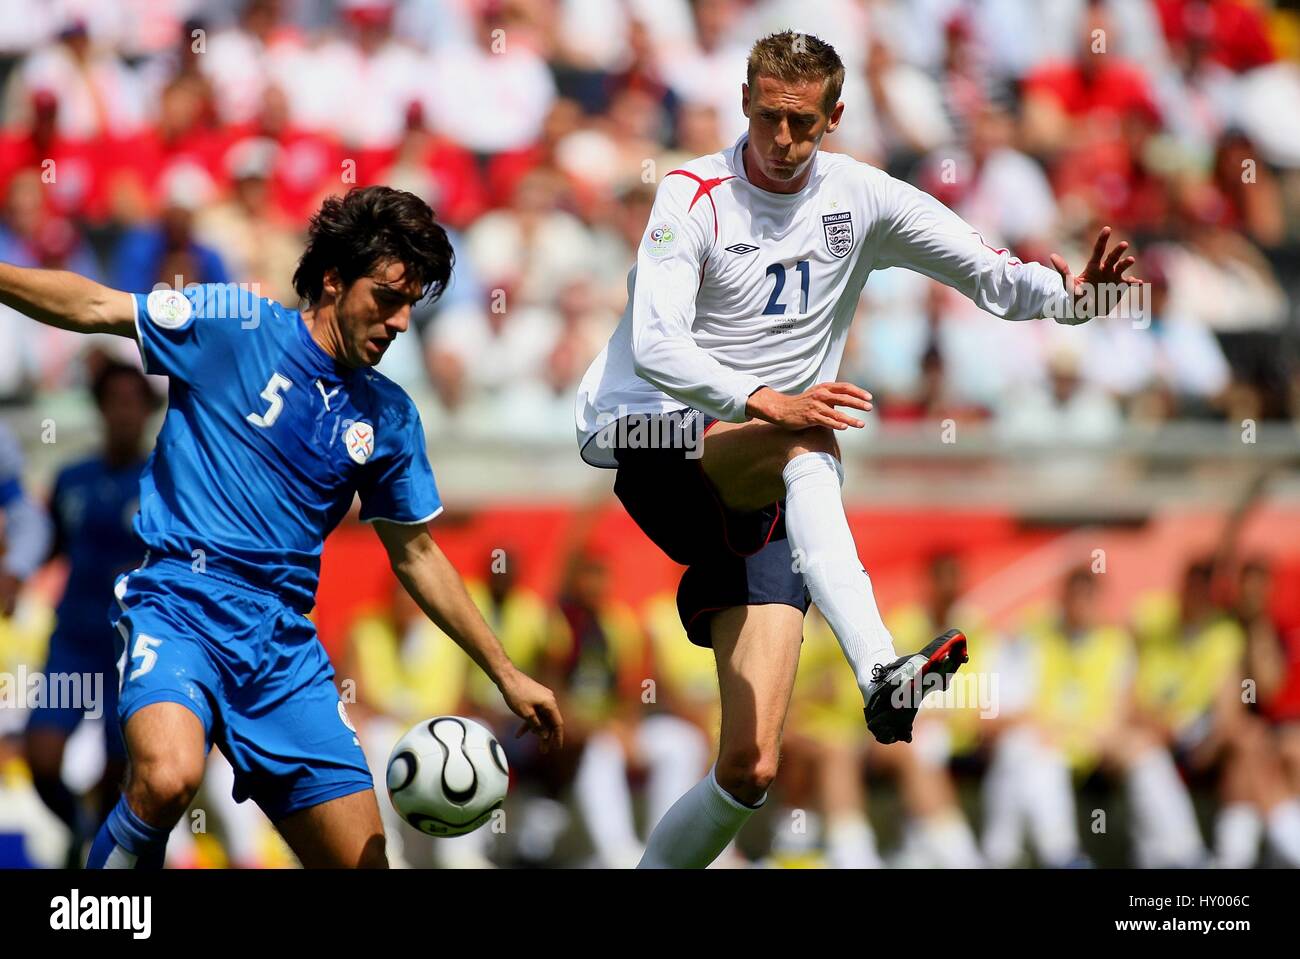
top-left (762, 260), bottom-right (810, 316)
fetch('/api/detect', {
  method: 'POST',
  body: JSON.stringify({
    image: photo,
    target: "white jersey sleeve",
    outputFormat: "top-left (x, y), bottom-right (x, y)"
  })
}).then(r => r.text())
top-left (874, 174), bottom-right (1071, 323)
top-left (628, 173), bottom-right (766, 423)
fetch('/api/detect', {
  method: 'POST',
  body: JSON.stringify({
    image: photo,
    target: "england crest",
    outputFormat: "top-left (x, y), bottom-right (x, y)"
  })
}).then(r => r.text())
top-left (822, 211), bottom-right (854, 258)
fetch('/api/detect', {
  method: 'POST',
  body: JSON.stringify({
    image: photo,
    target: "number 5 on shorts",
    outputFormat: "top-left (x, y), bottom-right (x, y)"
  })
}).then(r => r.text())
top-left (128, 634), bottom-right (163, 681)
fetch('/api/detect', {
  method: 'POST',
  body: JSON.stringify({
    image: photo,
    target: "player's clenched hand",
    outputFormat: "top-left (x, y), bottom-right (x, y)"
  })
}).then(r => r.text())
top-left (500, 669), bottom-right (564, 753)
top-left (746, 382), bottom-right (873, 430)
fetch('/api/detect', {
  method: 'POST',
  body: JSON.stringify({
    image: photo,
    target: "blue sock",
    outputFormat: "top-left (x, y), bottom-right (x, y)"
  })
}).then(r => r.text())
top-left (86, 797), bottom-right (169, 869)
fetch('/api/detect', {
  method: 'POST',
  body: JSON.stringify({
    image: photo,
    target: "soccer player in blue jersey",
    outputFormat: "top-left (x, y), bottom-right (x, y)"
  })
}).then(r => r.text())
top-left (0, 186), bottom-right (563, 868)
top-left (24, 361), bottom-right (155, 863)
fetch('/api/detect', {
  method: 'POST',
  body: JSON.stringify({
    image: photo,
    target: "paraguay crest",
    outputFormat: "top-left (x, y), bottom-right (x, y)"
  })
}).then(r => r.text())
top-left (822, 210), bottom-right (854, 258)
top-left (344, 421), bottom-right (375, 464)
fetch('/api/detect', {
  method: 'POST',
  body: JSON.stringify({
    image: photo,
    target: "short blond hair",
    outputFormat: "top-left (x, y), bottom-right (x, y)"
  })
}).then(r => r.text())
top-left (746, 31), bottom-right (845, 115)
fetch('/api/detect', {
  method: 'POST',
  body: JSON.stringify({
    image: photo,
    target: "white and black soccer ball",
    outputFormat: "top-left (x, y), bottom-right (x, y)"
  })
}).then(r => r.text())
top-left (386, 716), bottom-right (510, 837)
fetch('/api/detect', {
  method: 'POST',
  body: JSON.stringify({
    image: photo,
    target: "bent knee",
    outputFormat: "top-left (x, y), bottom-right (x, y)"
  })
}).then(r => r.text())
top-left (715, 747), bottom-right (780, 804)
top-left (786, 426), bottom-right (840, 461)
top-left (128, 759), bottom-right (204, 825)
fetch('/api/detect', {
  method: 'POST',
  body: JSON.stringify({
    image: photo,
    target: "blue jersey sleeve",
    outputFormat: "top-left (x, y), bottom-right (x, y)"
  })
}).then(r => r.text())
top-left (357, 401), bottom-right (443, 525)
top-left (131, 284), bottom-right (266, 383)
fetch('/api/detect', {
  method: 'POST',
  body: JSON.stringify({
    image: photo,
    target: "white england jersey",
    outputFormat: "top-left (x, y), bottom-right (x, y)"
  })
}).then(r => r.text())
top-left (575, 135), bottom-right (1072, 466)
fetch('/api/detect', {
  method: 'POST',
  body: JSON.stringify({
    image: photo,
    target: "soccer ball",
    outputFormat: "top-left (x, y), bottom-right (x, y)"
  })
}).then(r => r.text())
top-left (386, 716), bottom-right (510, 837)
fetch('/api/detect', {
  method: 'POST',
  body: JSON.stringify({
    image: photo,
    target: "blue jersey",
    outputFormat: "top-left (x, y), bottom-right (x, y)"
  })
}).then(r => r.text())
top-left (50, 455), bottom-right (145, 627)
top-left (128, 283), bottom-right (442, 613)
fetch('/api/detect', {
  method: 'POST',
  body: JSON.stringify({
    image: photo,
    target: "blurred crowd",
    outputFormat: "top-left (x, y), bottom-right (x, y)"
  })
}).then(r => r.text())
top-left (0, 0), bottom-right (1299, 438)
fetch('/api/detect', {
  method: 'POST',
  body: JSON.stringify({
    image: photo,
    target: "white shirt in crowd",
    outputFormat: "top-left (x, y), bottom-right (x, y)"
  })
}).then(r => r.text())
top-left (421, 43), bottom-right (557, 154)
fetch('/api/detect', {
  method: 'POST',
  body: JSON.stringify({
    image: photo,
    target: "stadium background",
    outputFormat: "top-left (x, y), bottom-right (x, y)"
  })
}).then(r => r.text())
top-left (1, 0), bottom-right (1300, 868)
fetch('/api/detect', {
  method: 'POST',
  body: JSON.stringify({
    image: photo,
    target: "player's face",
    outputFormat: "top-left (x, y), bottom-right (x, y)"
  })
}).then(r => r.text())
top-left (335, 261), bottom-right (424, 367)
top-left (742, 74), bottom-right (843, 187)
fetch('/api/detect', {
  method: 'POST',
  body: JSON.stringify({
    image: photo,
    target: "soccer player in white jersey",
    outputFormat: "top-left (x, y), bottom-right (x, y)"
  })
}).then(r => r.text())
top-left (575, 32), bottom-right (1141, 868)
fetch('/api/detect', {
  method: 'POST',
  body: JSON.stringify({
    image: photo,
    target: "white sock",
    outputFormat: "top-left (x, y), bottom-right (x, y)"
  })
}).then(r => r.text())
top-left (783, 451), bottom-right (897, 694)
top-left (919, 812), bottom-right (984, 868)
top-left (825, 813), bottom-right (882, 869)
top-left (982, 738), bottom-right (1024, 868)
top-left (1127, 748), bottom-right (1205, 867)
top-left (636, 714), bottom-right (711, 832)
top-left (1265, 799), bottom-right (1300, 866)
top-left (1023, 741), bottom-right (1081, 867)
top-left (638, 764), bottom-right (763, 869)
top-left (574, 731), bottom-right (643, 867)
top-left (1214, 803), bottom-right (1261, 868)
top-left (982, 730), bottom-right (1029, 867)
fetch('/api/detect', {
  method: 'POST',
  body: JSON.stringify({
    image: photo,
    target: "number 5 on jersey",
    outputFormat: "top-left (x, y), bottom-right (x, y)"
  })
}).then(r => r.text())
top-left (247, 372), bottom-right (294, 428)
top-left (127, 634), bottom-right (162, 681)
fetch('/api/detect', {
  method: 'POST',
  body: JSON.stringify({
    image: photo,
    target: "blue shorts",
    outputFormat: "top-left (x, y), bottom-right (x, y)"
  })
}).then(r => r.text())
top-left (110, 558), bottom-right (373, 822)
top-left (24, 616), bottom-right (125, 760)
top-left (611, 409), bottom-right (810, 647)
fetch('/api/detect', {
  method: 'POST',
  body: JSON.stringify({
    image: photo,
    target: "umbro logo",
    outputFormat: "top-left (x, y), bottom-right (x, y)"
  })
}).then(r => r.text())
top-left (724, 243), bottom-right (759, 255)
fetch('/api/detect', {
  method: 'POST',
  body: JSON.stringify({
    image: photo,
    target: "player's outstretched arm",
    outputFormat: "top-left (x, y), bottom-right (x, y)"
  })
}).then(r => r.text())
top-left (877, 175), bottom-right (1138, 326)
top-left (374, 518), bottom-right (564, 752)
top-left (0, 262), bottom-right (137, 337)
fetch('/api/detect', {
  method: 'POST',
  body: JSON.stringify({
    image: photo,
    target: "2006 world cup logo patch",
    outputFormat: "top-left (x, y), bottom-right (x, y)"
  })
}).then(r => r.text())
top-left (822, 211), bottom-right (854, 258)
top-left (145, 288), bottom-right (193, 329)
top-left (344, 421), bottom-right (375, 464)
top-left (644, 221), bottom-right (678, 259)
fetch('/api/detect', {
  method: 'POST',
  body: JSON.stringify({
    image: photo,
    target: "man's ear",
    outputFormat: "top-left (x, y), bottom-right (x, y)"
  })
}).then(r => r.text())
top-left (741, 82), bottom-right (750, 118)
top-left (825, 100), bottom-right (845, 134)
top-left (321, 268), bottom-right (342, 300)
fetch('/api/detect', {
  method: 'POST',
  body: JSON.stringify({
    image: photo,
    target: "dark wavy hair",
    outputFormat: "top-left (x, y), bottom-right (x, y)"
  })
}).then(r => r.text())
top-left (292, 186), bottom-right (454, 306)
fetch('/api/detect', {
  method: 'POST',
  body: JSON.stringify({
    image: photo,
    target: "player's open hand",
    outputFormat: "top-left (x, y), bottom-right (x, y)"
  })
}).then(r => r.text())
top-left (500, 669), bottom-right (564, 753)
top-left (747, 382), bottom-right (873, 431)
top-left (1049, 226), bottom-right (1142, 325)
